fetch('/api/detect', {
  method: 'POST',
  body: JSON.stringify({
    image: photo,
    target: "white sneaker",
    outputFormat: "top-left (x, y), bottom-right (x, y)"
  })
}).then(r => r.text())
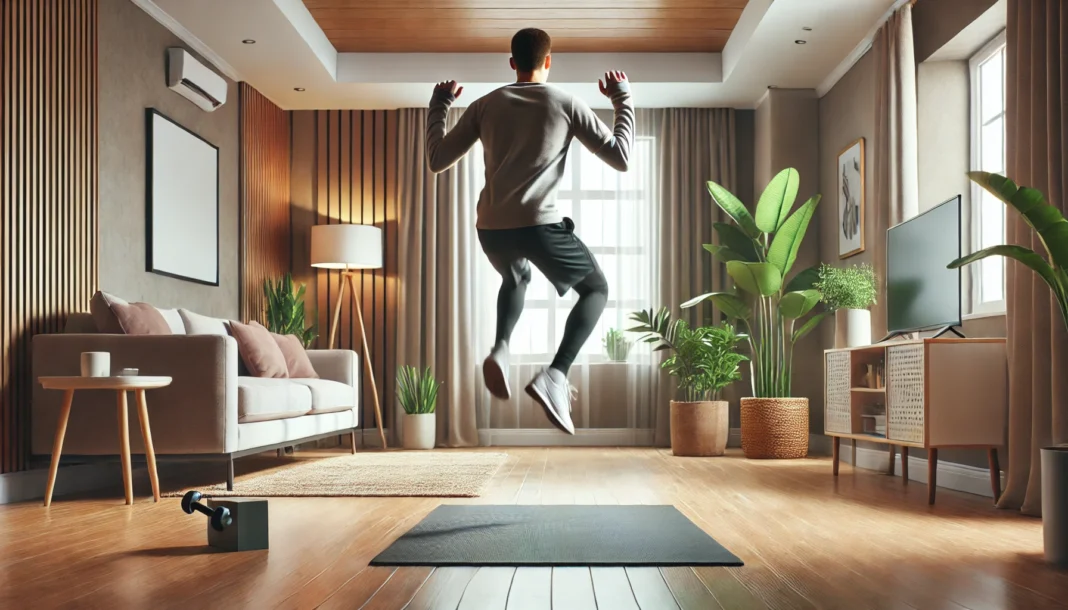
top-left (482, 343), bottom-right (511, 400)
top-left (525, 368), bottom-right (576, 435)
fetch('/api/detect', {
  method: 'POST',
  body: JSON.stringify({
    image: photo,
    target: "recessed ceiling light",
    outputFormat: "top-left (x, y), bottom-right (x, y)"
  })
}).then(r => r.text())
top-left (242, 39), bottom-right (256, 44)
top-left (802, 26), bottom-right (813, 31)
top-left (795, 39), bottom-right (807, 45)
top-left (294, 87), bottom-right (306, 92)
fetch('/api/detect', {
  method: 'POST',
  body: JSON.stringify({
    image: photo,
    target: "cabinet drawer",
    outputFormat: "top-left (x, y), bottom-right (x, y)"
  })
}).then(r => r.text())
top-left (887, 344), bottom-right (925, 444)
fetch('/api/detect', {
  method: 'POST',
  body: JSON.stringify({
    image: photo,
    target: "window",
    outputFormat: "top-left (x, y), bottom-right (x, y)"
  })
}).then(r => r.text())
top-left (968, 31), bottom-right (1007, 315)
top-left (508, 137), bottom-right (658, 362)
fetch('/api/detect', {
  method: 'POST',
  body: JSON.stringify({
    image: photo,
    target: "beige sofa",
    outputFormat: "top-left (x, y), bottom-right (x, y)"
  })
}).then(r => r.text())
top-left (32, 308), bottom-right (360, 490)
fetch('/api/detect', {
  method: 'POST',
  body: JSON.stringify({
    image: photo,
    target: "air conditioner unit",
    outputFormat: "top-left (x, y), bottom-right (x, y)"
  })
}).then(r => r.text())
top-left (167, 47), bottom-right (227, 112)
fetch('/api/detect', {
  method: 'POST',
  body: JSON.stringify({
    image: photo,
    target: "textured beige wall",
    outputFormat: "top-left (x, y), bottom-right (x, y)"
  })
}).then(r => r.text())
top-left (913, 0), bottom-right (1000, 62)
top-left (97, 0), bottom-right (240, 318)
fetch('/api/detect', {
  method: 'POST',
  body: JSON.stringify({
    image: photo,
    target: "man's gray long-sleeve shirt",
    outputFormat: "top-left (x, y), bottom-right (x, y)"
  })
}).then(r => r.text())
top-left (426, 82), bottom-right (635, 230)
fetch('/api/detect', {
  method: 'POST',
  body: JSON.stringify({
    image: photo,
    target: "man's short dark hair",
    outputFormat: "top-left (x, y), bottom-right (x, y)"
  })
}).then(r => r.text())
top-left (511, 28), bottom-right (552, 72)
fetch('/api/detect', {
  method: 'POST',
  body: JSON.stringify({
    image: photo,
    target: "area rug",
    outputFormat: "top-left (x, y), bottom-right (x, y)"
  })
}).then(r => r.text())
top-left (370, 505), bottom-right (744, 567)
top-left (164, 452), bottom-right (509, 498)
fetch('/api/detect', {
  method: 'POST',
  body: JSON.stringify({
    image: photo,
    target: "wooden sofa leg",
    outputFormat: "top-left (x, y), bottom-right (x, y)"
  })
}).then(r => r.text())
top-left (350, 429), bottom-right (357, 454)
top-left (226, 456), bottom-right (235, 492)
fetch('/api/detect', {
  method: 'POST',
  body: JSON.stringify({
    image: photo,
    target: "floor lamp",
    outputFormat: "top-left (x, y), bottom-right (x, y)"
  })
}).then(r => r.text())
top-left (311, 224), bottom-right (387, 449)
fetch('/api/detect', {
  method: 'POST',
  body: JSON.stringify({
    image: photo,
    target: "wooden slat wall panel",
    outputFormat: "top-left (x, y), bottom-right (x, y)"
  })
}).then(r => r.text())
top-left (0, 0), bottom-right (97, 473)
top-left (239, 83), bottom-right (291, 323)
top-left (309, 110), bottom-right (399, 436)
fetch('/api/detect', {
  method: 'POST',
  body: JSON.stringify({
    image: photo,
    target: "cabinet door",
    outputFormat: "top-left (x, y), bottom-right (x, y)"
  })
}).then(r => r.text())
top-left (825, 351), bottom-right (851, 433)
top-left (886, 344), bottom-right (925, 444)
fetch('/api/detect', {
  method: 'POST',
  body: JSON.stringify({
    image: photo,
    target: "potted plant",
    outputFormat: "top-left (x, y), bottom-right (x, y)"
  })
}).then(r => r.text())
top-left (682, 168), bottom-right (830, 459)
top-left (603, 328), bottom-right (633, 362)
top-left (397, 366), bottom-right (440, 450)
top-left (630, 308), bottom-right (747, 457)
top-left (948, 171), bottom-right (1068, 564)
top-left (263, 273), bottom-right (317, 347)
top-left (814, 263), bottom-right (877, 348)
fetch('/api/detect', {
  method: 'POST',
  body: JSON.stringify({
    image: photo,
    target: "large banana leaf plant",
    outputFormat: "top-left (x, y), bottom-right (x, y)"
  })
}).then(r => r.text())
top-left (948, 171), bottom-right (1068, 331)
top-left (682, 168), bottom-right (829, 398)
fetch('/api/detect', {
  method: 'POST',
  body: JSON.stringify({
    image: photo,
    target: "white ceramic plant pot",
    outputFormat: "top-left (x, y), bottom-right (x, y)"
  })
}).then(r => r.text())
top-left (402, 413), bottom-right (436, 450)
top-left (834, 308), bottom-right (872, 348)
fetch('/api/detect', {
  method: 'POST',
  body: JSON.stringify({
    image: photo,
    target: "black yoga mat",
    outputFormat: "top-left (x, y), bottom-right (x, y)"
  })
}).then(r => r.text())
top-left (371, 505), bottom-right (743, 567)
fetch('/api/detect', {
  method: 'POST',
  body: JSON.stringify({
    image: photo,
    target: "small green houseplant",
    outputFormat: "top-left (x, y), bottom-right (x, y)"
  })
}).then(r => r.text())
top-left (603, 328), bottom-right (633, 362)
top-left (630, 308), bottom-right (747, 456)
top-left (397, 366), bottom-right (441, 450)
top-left (814, 263), bottom-right (877, 348)
top-left (681, 167), bottom-right (830, 458)
top-left (263, 273), bottom-right (317, 347)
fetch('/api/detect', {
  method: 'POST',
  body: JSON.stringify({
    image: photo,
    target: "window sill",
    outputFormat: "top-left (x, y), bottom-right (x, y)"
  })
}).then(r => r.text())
top-left (963, 310), bottom-right (1006, 321)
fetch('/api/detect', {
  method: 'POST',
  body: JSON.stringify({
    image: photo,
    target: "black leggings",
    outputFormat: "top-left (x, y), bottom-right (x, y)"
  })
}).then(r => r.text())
top-left (494, 265), bottom-right (608, 375)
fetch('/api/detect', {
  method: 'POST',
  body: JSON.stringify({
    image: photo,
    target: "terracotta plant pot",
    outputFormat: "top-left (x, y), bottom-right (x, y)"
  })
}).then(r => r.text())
top-left (402, 413), bottom-right (436, 450)
top-left (670, 401), bottom-right (729, 457)
top-left (740, 397), bottom-right (809, 459)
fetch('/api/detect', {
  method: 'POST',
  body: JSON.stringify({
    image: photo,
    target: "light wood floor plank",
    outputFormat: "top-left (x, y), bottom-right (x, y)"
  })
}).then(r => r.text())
top-left (404, 567), bottom-right (478, 610)
top-left (360, 566), bottom-right (433, 610)
top-left (590, 567), bottom-right (639, 610)
top-left (627, 567), bottom-right (681, 610)
top-left (660, 567), bottom-right (723, 610)
top-left (505, 567), bottom-right (552, 610)
top-left (552, 567), bottom-right (597, 610)
top-left (457, 567), bottom-right (515, 610)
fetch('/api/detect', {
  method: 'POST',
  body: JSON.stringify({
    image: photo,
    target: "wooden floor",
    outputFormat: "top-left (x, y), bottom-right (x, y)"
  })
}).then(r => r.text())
top-left (1, 447), bottom-right (1065, 609)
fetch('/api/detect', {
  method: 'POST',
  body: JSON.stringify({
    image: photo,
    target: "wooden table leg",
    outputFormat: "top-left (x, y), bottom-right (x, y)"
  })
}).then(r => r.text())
top-left (887, 445), bottom-right (896, 475)
top-left (44, 390), bottom-right (75, 507)
top-left (832, 437), bottom-right (840, 476)
top-left (989, 448), bottom-right (1001, 504)
top-left (135, 390), bottom-right (161, 502)
top-left (901, 446), bottom-right (909, 484)
top-left (852, 440), bottom-right (858, 469)
top-left (928, 448), bottom-right (938, 505)
top-left (117, 391), bottom-right (133, 505)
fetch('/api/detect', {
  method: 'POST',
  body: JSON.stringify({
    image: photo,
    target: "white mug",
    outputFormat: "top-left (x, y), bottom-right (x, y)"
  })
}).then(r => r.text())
top-left (80, 352), bottom-right (110, 377)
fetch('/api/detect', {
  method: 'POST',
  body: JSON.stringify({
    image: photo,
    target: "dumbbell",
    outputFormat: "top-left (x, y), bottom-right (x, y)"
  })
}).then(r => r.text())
top-left (181, 490), bottom-right (233, 532)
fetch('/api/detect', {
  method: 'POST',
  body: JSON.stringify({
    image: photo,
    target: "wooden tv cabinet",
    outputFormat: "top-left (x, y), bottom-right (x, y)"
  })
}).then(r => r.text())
top-left (824, 338), bottom-right (1007, 504)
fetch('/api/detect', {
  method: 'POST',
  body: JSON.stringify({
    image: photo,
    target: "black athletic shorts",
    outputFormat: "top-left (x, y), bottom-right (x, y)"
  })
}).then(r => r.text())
top-left (478, 217), bottom-right (603, 297)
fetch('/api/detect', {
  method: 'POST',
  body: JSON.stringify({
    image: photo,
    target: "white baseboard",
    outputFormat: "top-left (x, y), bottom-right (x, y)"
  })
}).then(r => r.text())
top-left (0, 462), bottom-right (148, 505)
top-left (834, 438), bottom-right (1002, 498)
top-left (479, 428), bottom-right (655, 447)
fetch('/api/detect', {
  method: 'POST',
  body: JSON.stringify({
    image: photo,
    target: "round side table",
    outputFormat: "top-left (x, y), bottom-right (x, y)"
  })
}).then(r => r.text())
top-left (38, 376), bottom-right (172, 506)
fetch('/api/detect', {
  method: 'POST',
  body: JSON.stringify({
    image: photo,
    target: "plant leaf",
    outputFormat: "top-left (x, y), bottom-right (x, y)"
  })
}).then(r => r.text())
top-left (681, 291), bottom-right (752, 320)
top-left (713, 223), bottom-right (759, 262)
top-left (767, 194), bottom-right (821, 277)
top-left (780, 290), bottom-right (822, 319)
top-left (703, 244), bottom-right (749, 263)
top-left (949, 244), bottom-right (1065, 301)
top-left (785, 265), bottom-right (821, 293)
top-left (755, 168), bottom-right (800, 233)
top-left (969, 171), bottom-right (1068, 270)
top-left (707, 180), bottom-right (760, 238)
top-left (726, 261), bottom-right (782, 297)
top-left (792, 310), bottom-right (832, 343)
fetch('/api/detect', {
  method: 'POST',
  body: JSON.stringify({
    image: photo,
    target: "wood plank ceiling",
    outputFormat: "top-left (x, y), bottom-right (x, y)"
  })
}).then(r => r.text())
top-left (302, 0), bottom-right (750, 53)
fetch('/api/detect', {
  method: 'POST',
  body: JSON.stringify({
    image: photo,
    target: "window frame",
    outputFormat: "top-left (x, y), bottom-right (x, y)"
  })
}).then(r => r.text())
top-left (966, 30), bottom-right (1008, 318)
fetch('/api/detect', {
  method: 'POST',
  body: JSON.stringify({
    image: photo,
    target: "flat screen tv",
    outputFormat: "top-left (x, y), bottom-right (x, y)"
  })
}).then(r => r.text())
top-left (886, 196), bottom-right (962, 335)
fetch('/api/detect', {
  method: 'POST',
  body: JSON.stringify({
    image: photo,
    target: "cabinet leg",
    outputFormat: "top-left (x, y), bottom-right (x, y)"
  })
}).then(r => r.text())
top-left (832, 437), bottom-right (840, 476)
top-left (852, 440), bottom-right (858, 468)
top-left (901, 446), bottom-right (909, 484)
top-left (989, 448), bottom-right (1001, 504)
top-left (928, 448), bottom-right (938, 505)
top-left (887, 445), bottom-right (896, 475)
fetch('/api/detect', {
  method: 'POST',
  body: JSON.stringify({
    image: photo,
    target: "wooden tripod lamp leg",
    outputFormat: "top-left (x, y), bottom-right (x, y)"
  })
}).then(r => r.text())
top-left (328, 270), bottom-right (348, 349)
top-left (347, 273), bottom-right (387, 449)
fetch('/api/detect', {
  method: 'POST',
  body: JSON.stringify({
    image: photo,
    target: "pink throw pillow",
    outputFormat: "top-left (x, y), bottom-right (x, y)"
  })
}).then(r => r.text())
top-left (111, 302), bottom-right (171, 335)
top-left (272, 333), bottom-right (319, 379)
top-left (229, 320), bottom-right (289, 378)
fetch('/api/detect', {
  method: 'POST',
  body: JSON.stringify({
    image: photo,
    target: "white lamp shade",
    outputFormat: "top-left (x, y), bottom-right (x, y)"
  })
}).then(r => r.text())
top-left (310, 224), bottom-right (383, 269)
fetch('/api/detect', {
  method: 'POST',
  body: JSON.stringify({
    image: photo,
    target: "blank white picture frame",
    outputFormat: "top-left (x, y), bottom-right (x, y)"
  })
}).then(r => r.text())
top-left (146, 108), bottom-right (219, 285)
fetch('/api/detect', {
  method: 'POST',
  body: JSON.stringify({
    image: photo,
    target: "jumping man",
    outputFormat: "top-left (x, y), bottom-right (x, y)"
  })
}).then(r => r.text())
top-left (425, 28), bottom-right (635, 434)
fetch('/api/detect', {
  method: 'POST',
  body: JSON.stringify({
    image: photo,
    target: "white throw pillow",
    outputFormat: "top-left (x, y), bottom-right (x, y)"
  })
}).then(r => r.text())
top-left (178, 308), bottom-right (231, 336)
top-left (154, 308), bottom-right (186, 335)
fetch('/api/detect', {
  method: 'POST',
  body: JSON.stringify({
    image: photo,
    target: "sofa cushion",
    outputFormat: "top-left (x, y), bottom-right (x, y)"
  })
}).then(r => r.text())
top-left (290, 378), bottom-right (357, 415)
top-left (272, 333), bottom-right (319, 379)
top-left (230, 320), bottom-right (289, 378)
top-left (179, 309), bottom-right (230, 336)
top-left (113, 302), bottom-right (171, 335)
top-left (90, 290), bottom-right (184, 335)
top-left (237, 378), bottom-right (312, 423)
top-left (156, 308), bottom-right (186, 334)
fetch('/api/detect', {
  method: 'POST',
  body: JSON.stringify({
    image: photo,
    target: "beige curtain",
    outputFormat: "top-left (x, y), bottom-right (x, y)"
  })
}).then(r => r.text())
top-left (396, 108), bottom-right (484, 448)
top-left (997, 0), bottom-right (1068, 516)
top-left (871, 4), bottom-right (920, 339)
top-left (653, 108), bottom-right (738, 446)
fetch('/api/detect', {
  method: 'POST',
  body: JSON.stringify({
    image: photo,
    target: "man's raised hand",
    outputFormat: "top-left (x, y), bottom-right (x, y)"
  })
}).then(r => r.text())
top-left (598, 71), bottom-right (628, 97)
top-left (434, 80), bottom-right (463, 100)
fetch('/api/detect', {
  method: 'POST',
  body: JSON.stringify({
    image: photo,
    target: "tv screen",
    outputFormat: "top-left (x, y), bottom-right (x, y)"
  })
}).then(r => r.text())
top-left (886, 196), bottom-right (962, 334)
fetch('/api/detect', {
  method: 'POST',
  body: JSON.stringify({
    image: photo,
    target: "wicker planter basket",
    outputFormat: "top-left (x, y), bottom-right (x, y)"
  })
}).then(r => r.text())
top-left (740, 397), bottom-right (809, 459)
top-left (669, 401), bottom-right (729, 457)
